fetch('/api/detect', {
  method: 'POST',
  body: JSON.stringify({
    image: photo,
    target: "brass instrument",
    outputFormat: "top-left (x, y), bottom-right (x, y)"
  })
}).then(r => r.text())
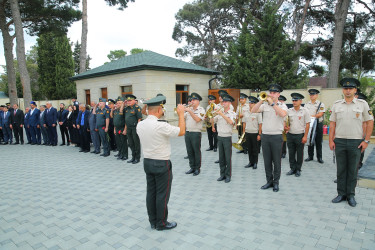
top-left (237, 102), bottom-right (242, 126)
top-left (259, 92), bottom-right (268, 101)
top-left (204, 103), bottom-right (215, 128)
top-left (282, 116), bottom-right (289, 141)
top-left (232, 132), bottom-right (246, 150)
top-left (174, 103), bottom-right (192, 113)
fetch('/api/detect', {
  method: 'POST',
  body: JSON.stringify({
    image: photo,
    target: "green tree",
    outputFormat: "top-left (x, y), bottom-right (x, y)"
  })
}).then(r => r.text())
top-left (107, 49), bottom-right (127, 61)
top-left (73, 41), bottom-right (91, 75)
top-left (55, 35), bottom-right (75, 99)
top-left (130, 48), bottom-right (145, 54)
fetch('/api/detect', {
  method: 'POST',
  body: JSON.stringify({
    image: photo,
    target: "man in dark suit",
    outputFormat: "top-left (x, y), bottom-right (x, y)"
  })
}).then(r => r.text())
top-left (57, 103), bottom-right (69, 146)
top-left (44, 101), bottom-right (58, 146)
top-left (29, 101), bottom-right (41, 145)
top-left (11, 103), bottom-right (24, 144)
top-left (0, 105), bottom-right (5, 142)
top-left (23, 107), bottom-right (32, 144)
top-left (39, 105), bottom-right (49, 145)
top-left (1, 106), bottom-right (13, 144)
top-left (77, 104), bottom-right (90, 152)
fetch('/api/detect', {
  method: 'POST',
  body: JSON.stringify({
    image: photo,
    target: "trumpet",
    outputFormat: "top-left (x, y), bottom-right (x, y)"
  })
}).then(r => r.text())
top-left (174, 103), bottom-right (192, 112)
top-left (259, 92), bottom-right (268, 101)
top-left (232, 133), bottom-right (246, 150)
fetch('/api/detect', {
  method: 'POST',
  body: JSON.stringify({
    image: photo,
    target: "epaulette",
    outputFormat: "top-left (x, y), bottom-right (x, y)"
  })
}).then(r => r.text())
top-left (334, 99), bottom-right (343, 104)
top-left (356, 99), bottom-right (366, 103)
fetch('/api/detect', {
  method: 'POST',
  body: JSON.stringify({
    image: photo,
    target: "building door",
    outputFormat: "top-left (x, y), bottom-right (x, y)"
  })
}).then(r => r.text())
top-left (176, 85), bottom-right (189, 105)
top-left (85, 89), bottom-right (91, 105)
top-left (101, 88), bottom-right (107, 99)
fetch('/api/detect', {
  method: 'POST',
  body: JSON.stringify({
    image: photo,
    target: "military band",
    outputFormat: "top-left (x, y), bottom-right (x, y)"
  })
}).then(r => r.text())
top-left (236, 93), bottom-right (250, 154)
top-left (205, 95), bottom-right (218, 152)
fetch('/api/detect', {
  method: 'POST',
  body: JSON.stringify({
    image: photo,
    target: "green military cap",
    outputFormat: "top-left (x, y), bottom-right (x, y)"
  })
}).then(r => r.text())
top-left (340, 78), bottom-right (360, 88)
top-left (222, 94), bottom-right (234, 102)
top-left (278, 95), bottom-right (287, 101)
top-left (144, 95), bottom-right (166, 106)
top-left (190, 92), bottom-right (202, 101)
top-left (291, 93), bottom-right (304, 101)
top-left (116, 96), bottom-right (124, 102)
top-left (308, 89), bottom-right (320, 95)
top-left (356, 92), bottom-right (367, 100)
top-left (108, 99), bottom-right (116, 104)
top-left (218, 90), bottom-right (228, 97)
top-left (239, 93), bottom-right (248, 99)
top-left (124, 94), bottom-right (137, 101)
top-left (268, 84), bottom-right (283, 92)
top-left (208, 95), bottom-right (216, 100)
top-left (156, 93), bottom-right (166, 104)
top-left (99, 97), bottom-right (107, 102)
top-left (6, 103), bottom-right (10, 105)
top-left (248, 96), bottom-right (259, 103)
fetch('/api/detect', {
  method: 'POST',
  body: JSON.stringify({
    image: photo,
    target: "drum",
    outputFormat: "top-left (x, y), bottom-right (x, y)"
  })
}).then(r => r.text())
top-left (307, 117), bottom-right (317, 146)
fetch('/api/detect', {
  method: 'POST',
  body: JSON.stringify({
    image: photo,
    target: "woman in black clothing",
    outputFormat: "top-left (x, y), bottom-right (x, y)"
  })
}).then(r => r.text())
top-left (66, 105), bottom-right (75, 145)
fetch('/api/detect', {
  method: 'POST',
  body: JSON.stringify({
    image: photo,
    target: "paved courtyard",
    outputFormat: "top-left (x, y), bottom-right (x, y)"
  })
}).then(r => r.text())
top-left (1, 134), bottom-right (375, 250)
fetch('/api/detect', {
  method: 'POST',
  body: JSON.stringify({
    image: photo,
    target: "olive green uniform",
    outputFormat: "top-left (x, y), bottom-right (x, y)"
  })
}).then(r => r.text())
top-left (113, 109), bottom-right (128, 159)
top-left (96, 107), bottom-right (110, 155)
top-left (330, 98), bottom-right (373, 198)
top-left (125, 104), bottom-right (142, 161)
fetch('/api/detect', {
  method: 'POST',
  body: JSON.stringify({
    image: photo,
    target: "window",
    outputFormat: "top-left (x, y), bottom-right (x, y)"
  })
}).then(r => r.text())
top-left (85, 89), bottom-right (91, 105)
top-left (121, 85), bottom-right (133, 97)
top-left (101, 88), bottom-right (107, 99)
top-left (176, 85), bottom-right (189, 105)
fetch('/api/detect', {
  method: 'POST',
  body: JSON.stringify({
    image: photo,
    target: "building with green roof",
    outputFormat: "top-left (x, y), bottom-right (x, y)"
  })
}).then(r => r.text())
top-left (72, 51), bottom-right (219, 120)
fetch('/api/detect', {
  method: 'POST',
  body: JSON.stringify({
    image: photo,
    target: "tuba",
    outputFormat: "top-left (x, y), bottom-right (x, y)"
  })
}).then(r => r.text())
top-left (259, 92), bottom-right (268, 101)
top-left (232, 133), bottom-right (246, 150)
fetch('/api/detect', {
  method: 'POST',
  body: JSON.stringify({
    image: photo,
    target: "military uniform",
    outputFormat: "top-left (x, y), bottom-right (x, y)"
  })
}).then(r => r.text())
top-left (286, 93), bottom-right (310, 177)
top-left (137, 95), bottom-right (181, 230)
top-left (330, 78), bottom-right (374, 207)
top-left (113, 97), bottom-right (128, 160)
top-left (214, 94), bottom-right (236, 183)
top-left (125, 95), bottom-right (142, 164)
top-left (184, 93), bottom-right (205, 176)
top-left (96, 98), bottom-right (110, 156)
top-left (236, 93), bottom-right (250, 153)
top-left (279, 95), bottom-right (287, 157)
top-left (305, 89), bottom-right (325, 163)
top-left (206, 95), bottom-right (218, 151)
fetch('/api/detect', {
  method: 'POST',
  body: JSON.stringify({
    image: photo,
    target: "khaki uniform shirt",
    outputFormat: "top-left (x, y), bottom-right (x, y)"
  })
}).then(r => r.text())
top-left (184, 106), bottom-right (205, 132)
top-left (258, 102), bottom-right (288, 135)
top-left (305, 100), bottom-right (325, 123)
top-left (137, 115), bottom-right (180, 160)
top-left (330, 98), bottom-right (374, 139)
top-left (236, 103), bottom-right (250, 119)
top-left (214, 109), bottom-right (236, 137)
top-left (287, 107), bottom-right (310, 134)
top-left (243, 112), bottom-right (262, 133)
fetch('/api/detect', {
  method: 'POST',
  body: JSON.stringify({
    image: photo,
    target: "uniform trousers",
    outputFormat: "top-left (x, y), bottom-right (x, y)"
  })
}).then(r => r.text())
top-left (89, 129), bottom-right (101, 153)
top-left (2, 125), bottom-right (12, 143)
top-left (108, 124), bottom-right (116, 150)
top-left (286, 133), bottom-right (304, 171)
top-left (40, 125), bottom-right (49, 144)
top-left (282, 141), bottom-right (287, 155)
top-left (185, 131), bottom-right (202, 170)
top-left (245, 132), bottom-right (259, 164)
top-left (98, 128), bottom-right (110, 155)
top-left (144, 158), bottom-right (172, 228)
top-left (30, 126), bottom-right (41, 144)
top-left (308, 122), bottom-right (323, 159)
top-left (218, 136), bottom-right (232, 178)
top-left (115, 128), bottom-right (128, 158)
top-left (127, 126), bottom-right (140, 160)
top-left (262, 134), bottom-right (283, 184)
top-left (206, 125), bottom-right (218, 149)
top-left (79, 127), bottom-right (90, 151)
top-left (59, 124), bottom-right (69, 144)
top-left (334, 138), bottom-right (362, 198)
top-left (47, 125), bottom-right (57, 145)
top-left (12, 124), bottom-right (23, 143)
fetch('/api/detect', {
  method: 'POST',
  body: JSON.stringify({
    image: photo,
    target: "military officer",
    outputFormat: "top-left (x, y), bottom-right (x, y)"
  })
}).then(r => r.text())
top-left (107, 99), bottom-right (117, 151)
top-left (141, 94), bottom-right (168, 121)
top-left (305, 89), bottom-right (325, 163)
top-left (137, 95), bottom-right (186, 230)
top-left (236, 93), bottom-right (249, 154)
top-left (111, 97), bottom-right (128, 161)
top-left (285, 93), bottom-right (310, 177)
top-left (205, 95), bottom-right (218, 152)
top-left (279, 95), bottom-right (288, 158)
top-left (125, 94), bottom-right (142, 164)
top-left (184, 93), bottom-right (205, 176)
top-left (243, 96), bottom-right (262, 169)
top-left (251, 84), bottom-right (288, 192)
top-left (213, 94), bottom-right (236, 183)
top-left (330, 78), bottom-right (374, 207)
top-left (94, 98), bottom-right (110, 156)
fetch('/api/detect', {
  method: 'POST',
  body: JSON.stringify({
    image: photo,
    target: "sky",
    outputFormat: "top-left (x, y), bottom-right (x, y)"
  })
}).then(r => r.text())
top-left (0, 0), bottom-right (191, 70)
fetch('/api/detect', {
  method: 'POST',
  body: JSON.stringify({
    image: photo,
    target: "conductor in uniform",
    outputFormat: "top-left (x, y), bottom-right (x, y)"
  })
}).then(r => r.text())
top-left (251, 84), bottom-right (288, 192)
top-left (137, 95), bottom-right (186, 230)
top-left (329, 78), bottom-right (374, 207)
top-left (184, 93), bottom-right (205, 176)
top-left (125, 94), bottom-right (142, 164)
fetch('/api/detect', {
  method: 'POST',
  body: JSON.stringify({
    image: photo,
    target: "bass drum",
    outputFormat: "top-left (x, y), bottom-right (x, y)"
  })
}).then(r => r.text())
top-left (307, 117), bottom-right (317, 146)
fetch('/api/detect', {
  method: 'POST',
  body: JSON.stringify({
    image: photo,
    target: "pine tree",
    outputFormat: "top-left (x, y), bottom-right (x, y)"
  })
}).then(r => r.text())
top-left (37, 33), bottom-right (56, 99)
top-left (55, 35), bottom-right (75, 99)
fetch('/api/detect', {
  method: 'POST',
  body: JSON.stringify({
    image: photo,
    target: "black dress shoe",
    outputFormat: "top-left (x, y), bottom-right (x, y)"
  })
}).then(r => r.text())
top-left (42, 143), bottom-right (46, 145)
top-left (3, 142), bottom-right (9, 145)
top-left (305, 157), bottom-right (313, 162)
top-left (318, 158), bottom-right (324, 164)
top-left (217, 176), bottom-right (225, 181)
top-left (122, 156), bottom-right (128, 160)
top-left (14, 142), bottom-right (19, 145)
top-left (244, 163), bottom-right (252, 168)
top-left (27, 142), bottom-right (31, 144)
top-left (117, 156), bottom-right (123, 160)
top-left (332, 195), bottom-right (346, 203)
top-left (334, 179), bottom-right (337, 183)
top-left (67, 142), bottom-right (70, 146)
top-left (253, 163), bottom-right (257, 169)
top-left (31, 143), bottom-right (35, 145)
top-left (286, 170), bottom-right (295, 176)
top-left (151, 224), bottom-right (156, 229)
top-left (261, 182), bottom-right (273, 189)
top-left (295, 170), bottom-right (301, 177)
top-left (90, 151), bottom-right (96, 154)
top-left (225, 177), bottom-right (231, 183)
top-left (60, 143), bottom-right (65, 146)
top-left (21, 141), bottom-right (24, 145)
top-left (206, 148), bottom-right (213, 151)
top-left (347, 197), bottom-right (357, 207)
top-left (237, 150), bottom-right (244, 154)
top-left (185, 169), bottom-right (194, 174)
top-left (156, 221), bottom-right (177, 231)
top-left (281, 154), bottom-right (286, 158)
top-left (214, 160), bottom-right (219, 164)
top-left (127, 158), bottom-right (135, 163)
top-left (244, 151), bottom-right (248, 154)
top-left (213, 148), bottom-right (217, 152)
top-left (184, 156), bottom-right (188, 159)
top-left (273, 184), bottom-right (279, 192)
top-left (103, 154), bottom-right (110, 157)
top-left (132, 159), bottom-right (140, 164)
top-left (193, 169), bottom-right (200, 176)
top-left (79, 149), bottom-right (85, 152)
top-left (84, 150), bottom-right (90, 153)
